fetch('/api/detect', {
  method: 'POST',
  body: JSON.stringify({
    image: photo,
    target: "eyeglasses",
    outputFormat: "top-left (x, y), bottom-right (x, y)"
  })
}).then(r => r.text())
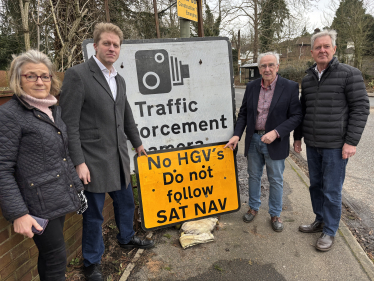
top-left (259, 63), bottom-right (277, 70)
top-left (21, 74), bottom-right (52, 82)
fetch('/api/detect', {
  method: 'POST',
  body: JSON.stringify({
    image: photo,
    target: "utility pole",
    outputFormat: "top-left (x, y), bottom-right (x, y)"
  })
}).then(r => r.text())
top-left (238, 30), bottom-right (241, 71)
top-left (153, 0), bottom-right (160, 38)
top-left (238, 30), bottom-right (241, 83)
top-left (104, 0), bottom-right (110, 23)
top-left (197, 0), bottom-right (204, 37)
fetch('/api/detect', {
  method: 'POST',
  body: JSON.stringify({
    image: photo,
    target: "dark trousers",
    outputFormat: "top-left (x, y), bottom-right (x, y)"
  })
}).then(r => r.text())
top-left (306, 146), bottom-right (348, 236)
top-left (32, 216), bottom-right (66, 281)
top-left (82, 171), bottom-right (135, 267)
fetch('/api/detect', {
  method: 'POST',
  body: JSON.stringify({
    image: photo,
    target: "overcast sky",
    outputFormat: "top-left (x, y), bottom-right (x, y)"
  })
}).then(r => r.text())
top-left (308, 0), bottom-right (332, 30)
top-left (307, 0), bottom-right (374, 31)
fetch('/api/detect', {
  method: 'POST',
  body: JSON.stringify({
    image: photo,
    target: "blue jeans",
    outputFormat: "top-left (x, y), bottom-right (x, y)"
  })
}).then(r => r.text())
top-left (82, 171), bottom-right (135, 267)
top-left (247, 133), bottom-right (285, 217)
top-left (306, 146), bottom-right (348, 236)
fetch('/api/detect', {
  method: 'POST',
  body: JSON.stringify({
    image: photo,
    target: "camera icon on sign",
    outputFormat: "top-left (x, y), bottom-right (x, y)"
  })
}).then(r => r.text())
top-left (135, 49), bottom-right (190, 95)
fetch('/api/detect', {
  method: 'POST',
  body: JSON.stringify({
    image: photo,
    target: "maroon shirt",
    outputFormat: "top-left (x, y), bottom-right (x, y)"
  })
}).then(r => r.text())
top-left (255, 75), bottom-right (278, 131)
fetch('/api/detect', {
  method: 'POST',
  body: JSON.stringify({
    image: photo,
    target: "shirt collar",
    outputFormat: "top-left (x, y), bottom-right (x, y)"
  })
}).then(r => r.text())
top-left (261, 74), bottom-right (278, 90)
top-left (314, 65), bottom-right (324, 75)
top-left (93, 55), bottom-right (117, 77)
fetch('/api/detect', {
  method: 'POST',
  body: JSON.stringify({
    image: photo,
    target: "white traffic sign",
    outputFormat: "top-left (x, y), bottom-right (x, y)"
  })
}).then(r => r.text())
top-left (83, 38), bottom-right (235, 172)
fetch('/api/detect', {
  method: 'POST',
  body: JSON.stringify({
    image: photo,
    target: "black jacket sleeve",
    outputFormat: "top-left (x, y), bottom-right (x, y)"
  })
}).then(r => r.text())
top-left (0, 109), bottom-right (29, 222)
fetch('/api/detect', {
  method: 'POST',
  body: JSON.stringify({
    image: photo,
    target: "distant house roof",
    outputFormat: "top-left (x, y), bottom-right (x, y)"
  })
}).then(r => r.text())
top-left (241, 63), bottom-right (258, 68)
top-left (295, 36), bottom-right (311, 46)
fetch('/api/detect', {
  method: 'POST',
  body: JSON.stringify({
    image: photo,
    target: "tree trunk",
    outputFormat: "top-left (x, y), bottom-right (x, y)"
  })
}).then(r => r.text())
top-left (19, 0), bottom-right (30, 51)
top-left (252, 0), bottom-right (259, 63)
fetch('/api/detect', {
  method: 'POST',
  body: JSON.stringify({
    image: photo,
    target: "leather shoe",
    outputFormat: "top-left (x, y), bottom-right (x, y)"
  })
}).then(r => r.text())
top-left (271, 216), bottom-right (284, 232)
top-left (299, 220), bottom-right (324, 233)
top-left (120, 235), bottom-right (155, 250)
top-left (243, 208), bottom-right (258, 223)
top-left (84, 264), bottom-right (103, 281)
top-left (316, 233), bottom-right (334, 251)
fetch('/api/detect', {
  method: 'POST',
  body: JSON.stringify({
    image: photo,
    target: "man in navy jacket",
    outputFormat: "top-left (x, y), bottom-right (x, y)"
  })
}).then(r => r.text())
top-left (225, 52), bottom-right (302, 232)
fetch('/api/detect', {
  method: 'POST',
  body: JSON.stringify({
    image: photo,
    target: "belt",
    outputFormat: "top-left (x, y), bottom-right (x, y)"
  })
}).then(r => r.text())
top-left (255, 130), bottom-right (266, 136)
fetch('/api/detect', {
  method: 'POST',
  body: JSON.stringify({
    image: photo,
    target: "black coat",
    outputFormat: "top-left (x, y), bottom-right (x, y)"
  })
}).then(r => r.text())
top-left (234, 75), bottom-right (302, 160)
top-left (294, 58), bottom-right (370, 148)
top-left (0, 95), bottom-right (83, 222)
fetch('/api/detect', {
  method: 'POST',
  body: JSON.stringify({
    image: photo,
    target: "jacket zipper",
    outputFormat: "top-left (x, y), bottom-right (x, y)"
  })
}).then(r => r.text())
top-left (308, 61), bottom-right (334, 146)
top-left (309, 70), bottom-right (319, 146)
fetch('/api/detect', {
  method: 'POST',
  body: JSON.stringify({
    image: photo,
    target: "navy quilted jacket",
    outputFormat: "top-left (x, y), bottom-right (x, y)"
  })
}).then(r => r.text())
top-left (0, 95), bottom-right (83, 222)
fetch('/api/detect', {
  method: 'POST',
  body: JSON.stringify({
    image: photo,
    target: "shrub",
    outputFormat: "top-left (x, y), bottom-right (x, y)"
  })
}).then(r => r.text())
top-left (278, 60), bottom-right (313, 83)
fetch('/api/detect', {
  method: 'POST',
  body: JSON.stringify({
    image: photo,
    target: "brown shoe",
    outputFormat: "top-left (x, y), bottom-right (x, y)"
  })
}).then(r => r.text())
top-left (316, 233), bottom-right (334, 251)
top-left (243, 208), bottom-right (258, 223)
top-left (299, 220), bottom-right (324, 233)
top-left (271, 216), bottom-right (284, 232)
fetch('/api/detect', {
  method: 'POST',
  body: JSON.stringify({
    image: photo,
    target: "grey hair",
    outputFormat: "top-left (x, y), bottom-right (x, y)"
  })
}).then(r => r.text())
top-left (311, 29), bottom-right (337, 49)
top-left (257, 52), bottom-right (280, 66)
top-left (8, 49), bottom-right (61, 97)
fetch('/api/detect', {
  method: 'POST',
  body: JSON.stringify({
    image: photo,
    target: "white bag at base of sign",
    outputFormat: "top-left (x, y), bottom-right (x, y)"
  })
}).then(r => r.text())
top-left (181, 218), bottom-right (218, 235)
top-left (179, 232), bottom-right (215, 249)
top-left (179, 218), bottom-right (218, 249)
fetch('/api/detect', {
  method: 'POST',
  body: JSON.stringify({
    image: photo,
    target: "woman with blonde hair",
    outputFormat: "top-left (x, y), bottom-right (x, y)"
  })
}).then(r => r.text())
top-left (0, 50), bottom-right (87, 280)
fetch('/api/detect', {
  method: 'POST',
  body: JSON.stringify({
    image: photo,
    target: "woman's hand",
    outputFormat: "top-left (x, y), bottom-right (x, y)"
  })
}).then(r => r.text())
top-left (13, 214), bottom-right (43, 238)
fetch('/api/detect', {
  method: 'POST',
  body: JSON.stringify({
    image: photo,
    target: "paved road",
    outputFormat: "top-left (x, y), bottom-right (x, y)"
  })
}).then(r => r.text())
top-left (235, 86), bottom-right (374, 232)
top-left (234, 88), bottom-right (245, 109)
top-left (343, 112), bottom-right (374, 229)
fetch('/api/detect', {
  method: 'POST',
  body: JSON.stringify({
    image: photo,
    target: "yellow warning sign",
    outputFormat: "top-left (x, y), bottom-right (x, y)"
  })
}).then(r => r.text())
top-left (177, 0), bottom-right (198, 22)
top-left (135, 143), bottom-right (240, 230)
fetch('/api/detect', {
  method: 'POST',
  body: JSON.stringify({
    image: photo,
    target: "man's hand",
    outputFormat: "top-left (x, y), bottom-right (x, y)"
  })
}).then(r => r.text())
top-left (342, 143), bottom-right (356, 159)
top-left (76, 163), bottom-right (91, 185)
top-left (135, 145), bottom-right (148, 157)
top-left (224, 136), bottom-right (240, 150)
top-left (14, 214), bottom-right (43, 238)
top-left (261, 130), bottom-right (277, 144)
top-left (293, 140), bottom-right (302, 153)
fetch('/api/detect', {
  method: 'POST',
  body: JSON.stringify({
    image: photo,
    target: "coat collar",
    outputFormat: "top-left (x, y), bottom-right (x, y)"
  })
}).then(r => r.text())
top-left (13, 94), bottom-right (33, 109)
top-left (88, 56), bottom-right (115, 101)
top-left (12, 94), bottom-right (59, 124)
top-left (268, 76), bottom-right (284, 116)
top-left (306, 57), bottom-right (338, 74)
top-left (13, 94), bottom-right (56, 112)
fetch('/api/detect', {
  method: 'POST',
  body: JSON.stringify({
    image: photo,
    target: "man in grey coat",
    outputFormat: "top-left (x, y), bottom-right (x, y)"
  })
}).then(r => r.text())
top-left (60, 23), bottom-right (154, 281)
